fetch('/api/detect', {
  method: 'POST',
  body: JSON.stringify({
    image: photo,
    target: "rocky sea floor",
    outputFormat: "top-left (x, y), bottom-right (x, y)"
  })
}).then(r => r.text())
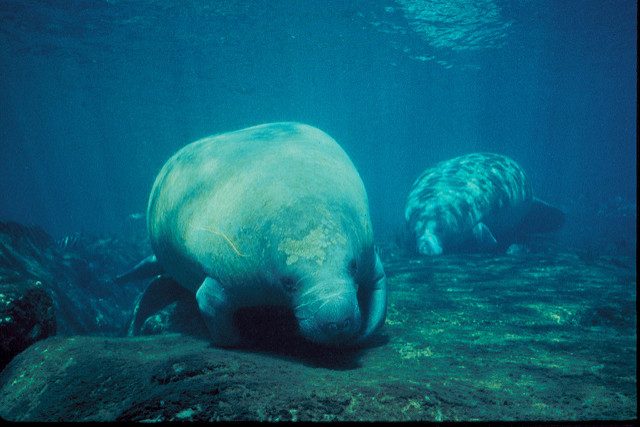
top-left (0, 223), bottom-right (637, 421)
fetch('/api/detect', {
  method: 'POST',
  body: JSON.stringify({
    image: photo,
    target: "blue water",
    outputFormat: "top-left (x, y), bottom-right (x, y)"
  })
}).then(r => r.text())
top-left (0, 0), bottom-right (636, 254)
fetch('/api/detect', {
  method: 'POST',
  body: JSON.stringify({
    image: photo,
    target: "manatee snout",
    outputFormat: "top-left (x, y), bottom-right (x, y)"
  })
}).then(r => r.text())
top-left (295, 282), bottom-right (362, 345)
top-left (418, 231), bottom-right (443, 255)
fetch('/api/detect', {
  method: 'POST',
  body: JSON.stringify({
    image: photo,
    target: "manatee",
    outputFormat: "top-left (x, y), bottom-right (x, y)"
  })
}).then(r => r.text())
top-left (405, 153), bottom-right (565, 255)
top-left (119, 122), bottom-right (387, 347)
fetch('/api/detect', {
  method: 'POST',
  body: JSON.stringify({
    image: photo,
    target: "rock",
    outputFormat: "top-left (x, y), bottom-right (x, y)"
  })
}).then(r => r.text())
top-left (0, 280), bottom-right (56, 370)
top-left (0, 335), bottom-right (372, 422)
top-left (138, 300), bottom-right (208, 338)
top-left (0, 221), bottom-right (147, 368)
top-left (0, 251), bottom-right (636, 421)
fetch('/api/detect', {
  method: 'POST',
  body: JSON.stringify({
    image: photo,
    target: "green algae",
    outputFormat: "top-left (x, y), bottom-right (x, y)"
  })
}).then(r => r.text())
top-left (372, 251), bottom-right (636, 421)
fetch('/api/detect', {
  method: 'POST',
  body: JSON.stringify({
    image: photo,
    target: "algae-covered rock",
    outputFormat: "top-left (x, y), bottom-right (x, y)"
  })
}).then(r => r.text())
top-left (0, 250), bottom-right (635, 422)
top-left (0, 221), bottom-right (147, 367)
top-left (0, 335), bottom-right (366, 422)
top-left (0, 280), bottom-right (56, 369)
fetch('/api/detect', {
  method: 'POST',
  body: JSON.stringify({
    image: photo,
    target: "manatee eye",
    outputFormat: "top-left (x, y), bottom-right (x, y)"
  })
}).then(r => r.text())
top-left (348, 259), bottom-right (357, 276)
top-left (281, 276), bottom-right (296, 293)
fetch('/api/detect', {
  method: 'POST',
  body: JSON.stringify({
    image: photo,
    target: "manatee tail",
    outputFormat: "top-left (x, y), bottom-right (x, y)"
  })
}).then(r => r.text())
top-left (518, 198), bottom-right (566, 234)
top-left (114, 255), bottom-right (163, 284)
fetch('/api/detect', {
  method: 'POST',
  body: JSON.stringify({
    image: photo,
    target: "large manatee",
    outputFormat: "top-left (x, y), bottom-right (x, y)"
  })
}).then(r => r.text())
top-left (120, 122), bottom-right (387, 347)
top-left (405, 152), bottom-right (565, 255)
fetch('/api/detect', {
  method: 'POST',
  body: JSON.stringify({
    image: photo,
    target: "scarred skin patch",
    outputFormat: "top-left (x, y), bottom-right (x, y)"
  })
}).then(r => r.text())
top-left (278, 226), bottom-right (348, 266)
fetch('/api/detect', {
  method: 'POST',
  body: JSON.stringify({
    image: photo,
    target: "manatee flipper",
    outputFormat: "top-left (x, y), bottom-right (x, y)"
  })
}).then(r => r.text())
top-left (472, 222), bottom-right (498, 249)
top-left (196, 277), bottom-right (241, 347)
top-left (128, 276), bottom-right (185, 336)
top-left (115, 255), bottom-right (163, 284)
top-left (518, 197), bottom-right (566, 234)
top-left (355, 253), bottom-right (387, 345)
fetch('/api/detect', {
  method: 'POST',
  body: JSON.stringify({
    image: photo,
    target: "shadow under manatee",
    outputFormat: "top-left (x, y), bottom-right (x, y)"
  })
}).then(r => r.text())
top-left (227, 306), bottom-right (389, 370)
top-left (133, 287), bottom-right (388, 369)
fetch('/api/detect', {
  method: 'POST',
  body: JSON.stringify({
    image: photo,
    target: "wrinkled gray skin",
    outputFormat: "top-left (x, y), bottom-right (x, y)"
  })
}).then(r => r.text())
top-left (129, 122), bottom-right (387, 347)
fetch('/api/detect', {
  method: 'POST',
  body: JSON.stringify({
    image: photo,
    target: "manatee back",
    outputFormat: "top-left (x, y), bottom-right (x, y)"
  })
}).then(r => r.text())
top-left (405, 153), bottom-right (533, 243)
top-left (146, 122), bottom-right (372, 291)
